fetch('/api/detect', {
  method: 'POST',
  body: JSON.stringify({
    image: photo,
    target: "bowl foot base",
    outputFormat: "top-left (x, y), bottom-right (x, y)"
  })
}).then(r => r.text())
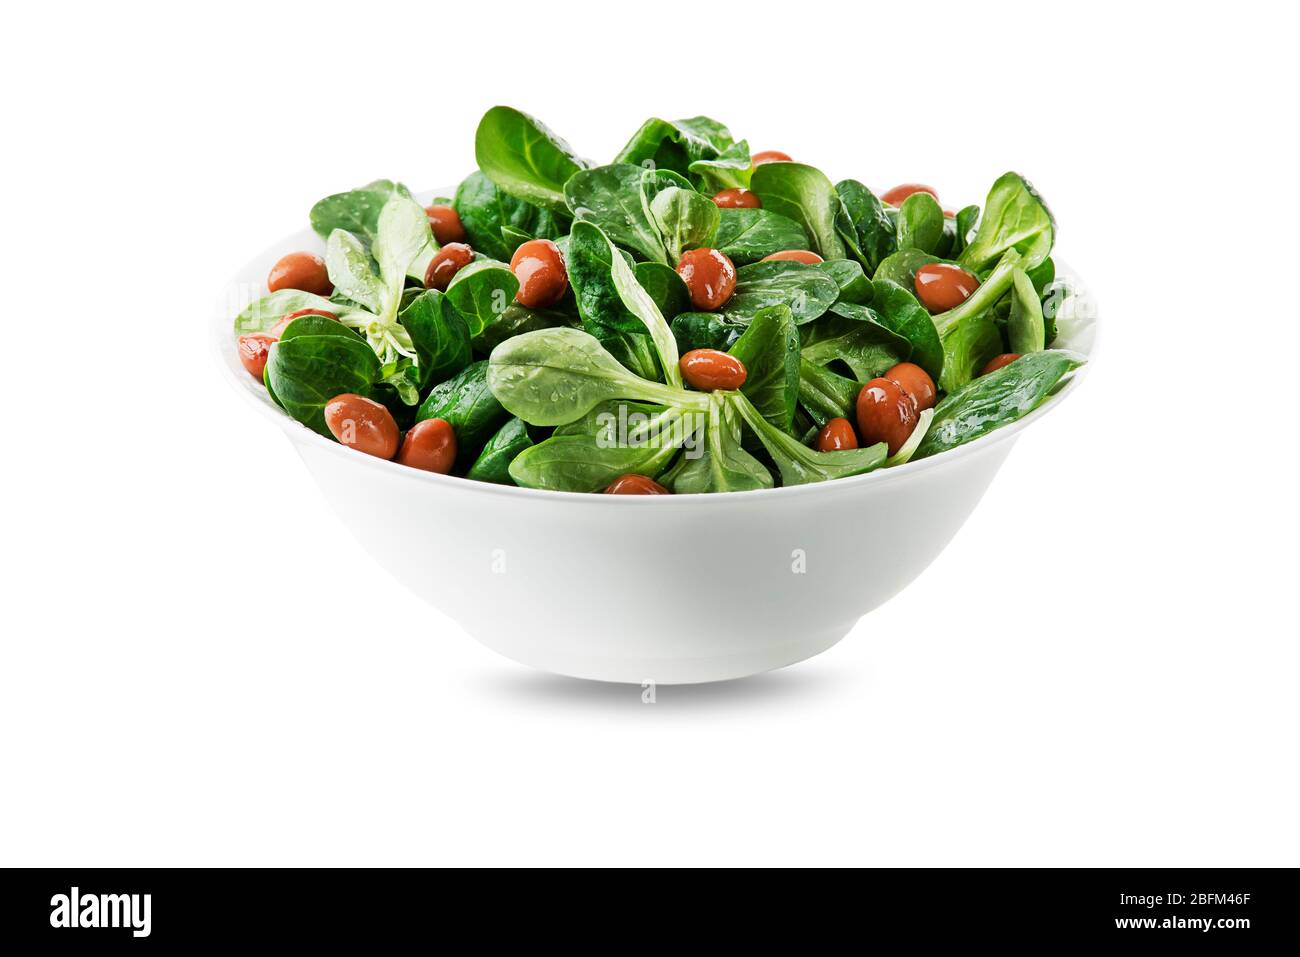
top-left (467, 621), bottom-right (856, 685)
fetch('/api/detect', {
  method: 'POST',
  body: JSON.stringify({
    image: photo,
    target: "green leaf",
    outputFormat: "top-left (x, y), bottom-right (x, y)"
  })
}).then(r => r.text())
top-left (510, 401), bottom-right (693, 492)
top-left (398, 289), bottom-right (472, 388)
top-left (487, 327), bottom-right (704, 427)
top-left (634, 261), bottom-right (690, 321)
top-left (374, 193), bottom-right (433, 305)
top-left (466, 417), bottom-right (534, 484)
top-left (713, 208), bottom-right (809, 265)
top-left (671, 312), bottom-right (745, 354)
top-left (728, 305), bottom-right (799, 432)
top-left (324, 229), bottom-right (385, 314)
top-left (310, 180), bottom-right (413, 245)
top-left (750, 162), bottom-right (848, 260)
top-left (668, 395), bottom-right (773, 493)
top-left (958, 172), bottom-right (1054, 273)
top-left (916, 351), bottom-right (1084, 459)
top-left (613, 116), bottom-right (734, 178)
top-left (472, 302), bottom-right (576, 353)
top-left (873, 248), bottom-right (939, 289)
top-left (817, 259), bottom-right (873, 305)
top-left (689, 140), bottom-right (752, 191)
top-left (564, 163), bottom-right (668, 264)
top-left (265, 334), bottom-right (382, 436)
top-left (730, 391), bottom-right (886, 485)
top-left (474, 106), bottom-right (587, 213)
top-left (453, 170), bottom-right (559, 263)
top-left (721, 260), bottom-right (839, 326)
top-left (801, 304), bottom-right (911, 381)
top-left (234, 289), bottom-right (339, 334)
top-left (835, 180), bottom-right (896, 273)
top-left (798, 357), bottom-right (860, 426)
top-left (649, 186), bottom-right (720, 264)
top-left (1008, 268), bottom-right (1046, 354)
top-left (567, 221), bottom-right (662, 382)
top-left (415, 360), bottom-right (510, 465)
top-left (895, 191), bottom-right (945, 254)
top-left (868, 279), bottom-right (944, 381)
top-left (939, 314), bottom-right (1002, 393)
top-left (444, 260), bottom-right (519, 337)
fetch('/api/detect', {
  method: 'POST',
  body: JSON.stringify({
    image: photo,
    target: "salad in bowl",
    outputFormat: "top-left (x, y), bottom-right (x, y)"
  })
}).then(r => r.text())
top-left (232, 107), bottom-right (1084, 496)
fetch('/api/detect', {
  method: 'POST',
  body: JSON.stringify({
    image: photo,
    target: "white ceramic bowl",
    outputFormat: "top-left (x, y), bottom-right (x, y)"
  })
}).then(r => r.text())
top-left (215, 190), bottom-right (1096, 683)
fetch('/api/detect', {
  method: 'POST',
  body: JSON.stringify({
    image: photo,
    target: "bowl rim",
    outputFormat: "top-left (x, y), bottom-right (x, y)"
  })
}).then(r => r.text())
top-left (213, 187), bottom-right (1096, 505)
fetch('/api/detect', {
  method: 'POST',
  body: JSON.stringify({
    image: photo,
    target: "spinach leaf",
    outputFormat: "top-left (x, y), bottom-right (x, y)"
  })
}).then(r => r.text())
top-left (949, 204), bottom-right (980, 258)
top-left (817, 259), bottom-right (873, 304)
top-left (466, 417), bottom-right (534, 484)
top-left (473, 302), bottom-right (576, 353)
top-left (721, 260), bottom-right (839, 326)
top-left (567, 221), bottom-right (661, 381)
top-left (798, 357), bottom-right (860, 426)
top-left (398, 290), bottom-right (472, 388)
top-left (614, 117), bottom-right (728, 172)
top-left (564, 163), bottom-right (668, 264)
top-left (444, 260), bottom-right (518, 337)
top-left (510, 401), bottom-right (692, 492)
top-left (915, 351), bottom-right (1084, 459)
top-left (835, 180), bottom-right (896, 273)
top-left (728, 305), bottom-right (800, 432)
top-left (310, 179), bottom-right (412, 245)
top-left (279, 314), bottom-right (363, 342)
top-left (265, 334), bottom-right (382, 436)
top-left (234, 289), bottom-right (339, 334)
top-left (649, 186), bottom-right (720, 264)
top-left (730, 391), bottom-right (887, 486)
top-left (324, 229), bottom-right (386, 314)
top-left (939, 314), bottom-right (1002, 393)
top-left (671, 312), bottom-right (745, 354)
top-left (634, 262), bottom-right (690, 321)
top-left (487, 328), bottom-right (706, 426)
top-left (474, 106), bottom-right (587, 214)
top-left (713, 208), bottom-right (809, 265)
top-left (873, 248), bottom-right (940, 289)
top-left (668, 395), bottom-right (773, 493)
top-left (453, 170), bottom-right (561, 263)
top-left (750, 162), bottom-right (848, 260)
top-left (689, 140), bottom-right (752, 191)
top-left (931, 251), bottom-right (1022, 338)
top-left (896, 191), bottom-right (945, 254)
top-left (801, 304), bottom-right (911, 381)
top-left (1008, 268), bottom-right (1046, 354)
top-left (958, 172), bottom-right (1054, 273)
top-left (868, 278), bottom-right (944, 380)
top-left (374, 191), bottom-right (433, 295)
top-left (415, 360), bottom-right (510, 463)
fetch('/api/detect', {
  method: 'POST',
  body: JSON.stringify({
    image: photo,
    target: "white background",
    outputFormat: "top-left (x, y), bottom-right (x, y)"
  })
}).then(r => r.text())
top-left (2, 2), bottom-right (1296, 866)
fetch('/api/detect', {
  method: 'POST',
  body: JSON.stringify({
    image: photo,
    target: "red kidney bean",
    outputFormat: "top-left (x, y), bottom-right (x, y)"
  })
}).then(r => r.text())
top-left (397, 418), bottom-right (457, 473)
top-left (675, 248), bottom-right (737, 310)
top-left (679, 349), bottom-right (747, 391)
top-left (761, 249), bottom-right (824, 265)
top-left (884, 362), bottom-right (937, 412)
top-left (751, 150), bottom-right (793, 166)
top-left (425, 204), bottom-right (467, 244)
top-left (982, 354), bottom-right (1022, 376)
top-left (324, 393), bottom-right (400, 459)
top-left (880, 184), bottom-right (938, 206)
top-left (816, 417), bottom-right (859, 452)
top-left (510, 238), bottom-right (568, 308)
top-left (267, 252), bottom-right (332, 295)
top-left (237, 335), bottom-right (275, 381)
top-left (605, 474), bottom-right (670, 495)
top-left (914, 262), bottom-right (979, 313)
top-left (713, 188), bottom-right (761, 209)
top-left (856, 378), bottom-right (919, 456)
top-left (269, 308), bottom-right (337, 339)
top-left (424, 242), bottom-right (474, 291)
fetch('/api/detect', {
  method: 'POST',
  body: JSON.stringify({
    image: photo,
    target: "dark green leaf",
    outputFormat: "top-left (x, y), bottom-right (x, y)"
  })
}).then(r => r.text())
top-left (398, 289), bottom-right (472, 388)
top-left (265, 334), bottom-right (382, 436)
top-left (474, 106), bottom-right (587, 213)
top-left (728, 305), bottom-right (799, 431)
top-left (750, 162), bottom-right (848, 260)
top-left (721, 260), bottom-right (839, 325)
top-left (713, 208), bottom-right (809, 265)
top-left (867, 279), bottom-right (944, 381)
top-left (416, 360), bottom-right (510, 464)
top-left (466, 417), bottom-right (534, 484)
top-left (916, 351), bottom-right (1084, 459)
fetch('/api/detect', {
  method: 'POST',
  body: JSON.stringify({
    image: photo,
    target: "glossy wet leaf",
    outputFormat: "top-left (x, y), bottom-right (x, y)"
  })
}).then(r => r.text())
top-left (475, 106), bottom-right (587, 213)
top-left (750, 162), bottom-right (848, 260)
top-left (713, 208), bottom-right (809, 265)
